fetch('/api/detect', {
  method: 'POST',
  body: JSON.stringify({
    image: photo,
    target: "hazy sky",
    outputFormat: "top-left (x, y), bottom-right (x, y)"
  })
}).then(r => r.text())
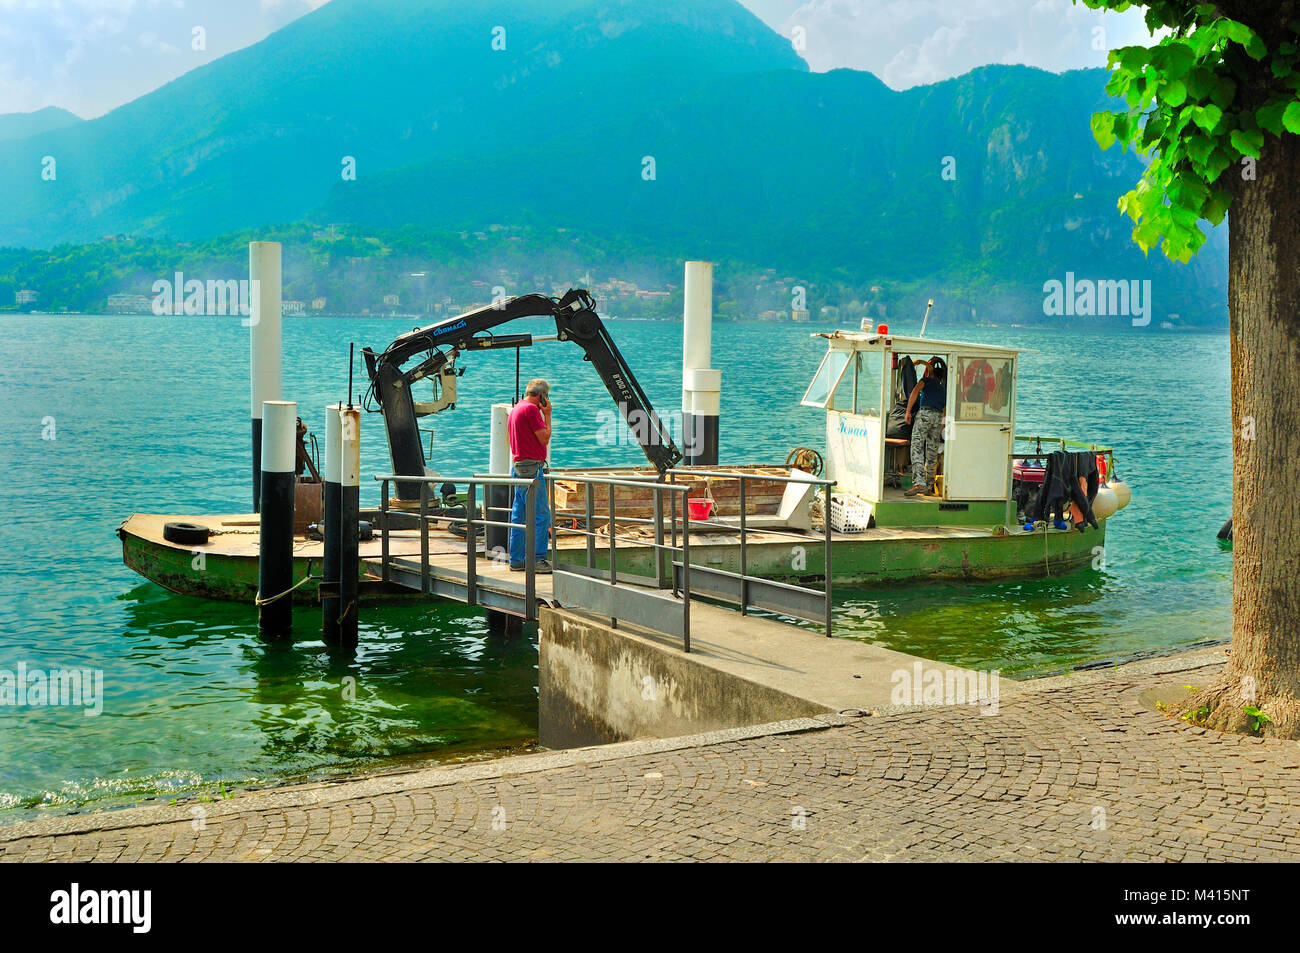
top-left (0, 0), bottom-right (1154, 119)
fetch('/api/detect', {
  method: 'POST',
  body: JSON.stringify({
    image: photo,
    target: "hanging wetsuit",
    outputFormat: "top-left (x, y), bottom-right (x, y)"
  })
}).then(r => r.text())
top-left (1068, 451), bottom-right (1100, 529)
top-left (886, 356), bottom-right (918, 439)
top-left (1029, 451), bottom-right (1099, 529)
top-left (1028, 451), bottom-right (1069, 524)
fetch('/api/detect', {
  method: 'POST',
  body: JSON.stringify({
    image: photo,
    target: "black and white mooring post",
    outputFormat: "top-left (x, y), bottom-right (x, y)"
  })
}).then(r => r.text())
top-left (338, 404), bottom-right (361, 646)
top-left (258, 399), bottom-right (297, 638)
top-left (682, 260), bottom-right (720, 466)
top-left (321, 403), bottom-right (343, 645)
top-left (249, 241), bottom-right (283, 511)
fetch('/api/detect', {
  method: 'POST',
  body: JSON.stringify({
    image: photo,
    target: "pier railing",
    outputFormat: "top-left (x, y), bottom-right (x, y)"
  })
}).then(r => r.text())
top-left (374, 473), bottom-right (542, 620)
top-left (544, 473), bottom-right (695, 651)
top-left (665, 468), bottom-right (836, 638)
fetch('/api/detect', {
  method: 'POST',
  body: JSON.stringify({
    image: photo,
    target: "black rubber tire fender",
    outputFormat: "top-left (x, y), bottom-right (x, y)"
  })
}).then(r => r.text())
top-left (163, 522), bottom-right (211, 546)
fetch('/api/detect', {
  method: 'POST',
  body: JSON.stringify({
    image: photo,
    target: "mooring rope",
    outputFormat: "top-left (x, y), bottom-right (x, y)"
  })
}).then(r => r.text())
top-left (255, 573), bottom-right (321, 606)
top-left (255, 560), bottom-right (321, 607)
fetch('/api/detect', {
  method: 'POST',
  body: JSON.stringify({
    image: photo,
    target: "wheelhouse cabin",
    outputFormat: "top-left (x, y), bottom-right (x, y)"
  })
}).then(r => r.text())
top-left (802, 326), bottom-right (1023, 528)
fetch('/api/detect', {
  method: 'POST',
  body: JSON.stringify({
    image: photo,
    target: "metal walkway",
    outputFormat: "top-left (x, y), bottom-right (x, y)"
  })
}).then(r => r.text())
top-left (370, 550), bottom-right (556, 618)
top-left (367, 468), bottom-right (835, 651)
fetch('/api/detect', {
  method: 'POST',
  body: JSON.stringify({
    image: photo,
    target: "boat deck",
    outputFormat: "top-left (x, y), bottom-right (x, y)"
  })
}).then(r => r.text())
top-left (122, 510), bottom-right (1005, 562)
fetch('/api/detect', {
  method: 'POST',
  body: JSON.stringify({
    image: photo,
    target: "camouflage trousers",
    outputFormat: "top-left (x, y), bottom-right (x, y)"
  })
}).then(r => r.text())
top-left (911, 408), bottom-right (943, 489)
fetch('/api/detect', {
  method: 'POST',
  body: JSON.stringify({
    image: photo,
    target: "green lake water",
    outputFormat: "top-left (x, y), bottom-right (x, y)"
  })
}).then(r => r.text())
top-left (0, 314), bottom-right (1232, 821)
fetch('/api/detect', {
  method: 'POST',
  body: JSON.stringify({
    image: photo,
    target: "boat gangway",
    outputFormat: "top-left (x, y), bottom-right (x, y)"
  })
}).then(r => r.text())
top-left (365, 470), bottom-right (837, 651)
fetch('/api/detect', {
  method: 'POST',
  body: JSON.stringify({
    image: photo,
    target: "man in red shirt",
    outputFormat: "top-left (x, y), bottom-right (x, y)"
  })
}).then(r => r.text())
top-left (507, 378), bottom-right (553, 571)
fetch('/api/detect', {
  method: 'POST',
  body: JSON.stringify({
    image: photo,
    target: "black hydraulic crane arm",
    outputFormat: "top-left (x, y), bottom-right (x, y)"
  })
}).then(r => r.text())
top-left (362, 289), bottom-right (682, 495)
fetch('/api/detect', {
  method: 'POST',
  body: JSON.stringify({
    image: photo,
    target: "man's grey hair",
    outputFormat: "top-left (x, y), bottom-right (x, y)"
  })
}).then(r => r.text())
top-left (525, 378), bottom-right (550, 397)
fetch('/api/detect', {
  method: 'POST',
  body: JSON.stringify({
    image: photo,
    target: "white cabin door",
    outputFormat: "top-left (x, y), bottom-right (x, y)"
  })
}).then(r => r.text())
top-left (944, 421), bottom-right (1011, 499)
top-left (943, 355), bottom-right (1015, 500)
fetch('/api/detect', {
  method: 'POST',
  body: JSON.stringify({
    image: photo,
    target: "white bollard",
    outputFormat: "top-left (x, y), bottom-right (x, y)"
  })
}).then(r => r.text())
top-left (682, 260), bottom-right (720, 465)
top-left (249, 242), bottom-right (283, 511)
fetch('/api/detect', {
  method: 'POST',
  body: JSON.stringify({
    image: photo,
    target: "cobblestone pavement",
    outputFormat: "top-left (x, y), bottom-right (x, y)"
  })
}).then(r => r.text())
top-left (2, 651), bottom-right (1298, 862)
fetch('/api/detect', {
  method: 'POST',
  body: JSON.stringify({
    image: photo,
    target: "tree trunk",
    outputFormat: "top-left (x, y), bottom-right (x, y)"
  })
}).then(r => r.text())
top-left (1176, 113), bottom-right (1300, 736)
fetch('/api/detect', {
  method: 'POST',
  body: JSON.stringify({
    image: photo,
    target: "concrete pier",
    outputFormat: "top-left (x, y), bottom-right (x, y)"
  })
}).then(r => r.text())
top-left (539, 604), bottom-right (1014, 748)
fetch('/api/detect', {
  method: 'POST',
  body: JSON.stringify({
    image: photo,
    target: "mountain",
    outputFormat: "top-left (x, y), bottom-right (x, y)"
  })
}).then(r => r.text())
top-left (0, 107), bottom-right (81, 142)
top-left (0, 0), bottom-right (1227, 323)
top-left (0, 0), bottom-right (802, 247)
top-left (315, 62), bottom-right (1228, 321)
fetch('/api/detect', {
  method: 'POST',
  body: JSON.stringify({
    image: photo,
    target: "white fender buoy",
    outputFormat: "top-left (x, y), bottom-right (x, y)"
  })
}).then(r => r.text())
top-left (1092, 485), bottom-right (1119, 520)
top-left (1108, 478), bottom-right (1132, 511)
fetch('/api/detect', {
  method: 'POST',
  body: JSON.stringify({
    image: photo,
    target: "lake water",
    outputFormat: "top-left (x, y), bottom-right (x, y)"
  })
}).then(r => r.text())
top-left (0, 314), bottom-right (1232, 820)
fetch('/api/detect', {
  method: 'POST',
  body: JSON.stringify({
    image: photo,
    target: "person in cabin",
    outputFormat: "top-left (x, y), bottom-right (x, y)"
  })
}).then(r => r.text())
top-left (507, 378), bottom-right (553, 573)
top-left (903, 357), bottom-right (947, 497)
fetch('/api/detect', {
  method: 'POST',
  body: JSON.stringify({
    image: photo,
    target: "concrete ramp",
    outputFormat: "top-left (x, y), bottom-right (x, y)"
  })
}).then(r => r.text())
top-left (540, 603), bottom-right (1015, 748)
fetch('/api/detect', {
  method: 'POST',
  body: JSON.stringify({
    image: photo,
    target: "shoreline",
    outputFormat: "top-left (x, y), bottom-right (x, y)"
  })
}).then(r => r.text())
top-left (3, 641), bottom-right (1279, 863)
top-left (0, 641), bottom-right (1231, 836)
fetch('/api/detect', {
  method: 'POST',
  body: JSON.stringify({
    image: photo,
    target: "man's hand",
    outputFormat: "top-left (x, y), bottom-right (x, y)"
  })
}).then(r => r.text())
top-left (541, 399), bottom-right (553, 421)
top-left (904, 410), bottom-right (912, 425)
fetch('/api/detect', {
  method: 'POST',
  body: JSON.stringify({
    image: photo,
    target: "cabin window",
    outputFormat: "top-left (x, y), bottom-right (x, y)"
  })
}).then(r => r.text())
top-left (953, 356), bottom-right (1014, 421)
top-left (850, 352), bottom-right (882, 416)
top-left (801, 349), bottom-right (852, 409)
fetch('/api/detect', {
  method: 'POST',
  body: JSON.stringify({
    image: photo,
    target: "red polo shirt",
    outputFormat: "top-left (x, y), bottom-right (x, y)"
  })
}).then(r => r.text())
top-left (508, 399), bottom-right (548, 462)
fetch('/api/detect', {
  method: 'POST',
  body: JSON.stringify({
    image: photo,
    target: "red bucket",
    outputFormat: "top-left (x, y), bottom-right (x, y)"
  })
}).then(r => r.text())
top-left (687, 498), bottom-right (714, 520)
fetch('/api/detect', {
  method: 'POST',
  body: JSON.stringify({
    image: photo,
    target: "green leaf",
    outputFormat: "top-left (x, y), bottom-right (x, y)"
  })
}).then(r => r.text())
top-left (1156, 42), bottom-right (1196, 79)
top-left (1193, 104), bottom-right (1223, 132)
top-left (1140, 115), bottom-right (1166, 151)
top-left (1164, 78), bottom-right (1188, 106)
top-left (1105, 70), bottom-right (1134, 98)
top-left (1225, 20), bottom-right (1255, 46)
top-left (1203, 189), bottom-right (1231, 226)
top-left (1133, 219), bottom-right (1162, 254)
top-left (1284, 101), bottom-right (1300, 134)
top-left (1091, 111), bottom-right (1118, 150)
top-left (1187, 134), bottom-right (1216, 165)
top-left (1210, 77), bottom-right (1237, 109)
top-left (1230, 127), bottom-right (1264, 158)
top-left (1119, 46), bottom-right (1149, 73)
top-left (1257, 100), bottom-right (1288, 135)
top-left (1204, 149), bottom-right (1232, 182)
top-left (1113, 112), bottom-right (1134, 145)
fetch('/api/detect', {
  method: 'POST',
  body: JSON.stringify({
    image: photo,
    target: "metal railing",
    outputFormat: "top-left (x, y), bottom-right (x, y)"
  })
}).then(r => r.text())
top-left (545, 473), bottom-right (694, 651)
top-left (664, 468), bottom-right (836, 638)
top-left (374, 473), bottom-right (542, 620)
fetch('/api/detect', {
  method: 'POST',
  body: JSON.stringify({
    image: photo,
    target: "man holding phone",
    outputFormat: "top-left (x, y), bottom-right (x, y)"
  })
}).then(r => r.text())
top-left (507, 378), bottom-right (553, 572)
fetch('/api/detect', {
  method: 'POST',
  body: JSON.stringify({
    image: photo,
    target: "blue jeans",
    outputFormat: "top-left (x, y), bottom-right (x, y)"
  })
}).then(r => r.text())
top-left (508, 464), bottom-right (550, 566)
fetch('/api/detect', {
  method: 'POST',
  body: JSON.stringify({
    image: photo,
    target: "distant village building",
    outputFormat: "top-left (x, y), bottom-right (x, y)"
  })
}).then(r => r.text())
top-left (283, 300), bottom-right (306, 315)
top-left (792, 308), bottom-right (810, 322)
top-left (757, 310), bottom-right (786, 322)
top-left (15, 289), bottom-right (38, 306)
top-left (106, 293), bottom-right (151, 313)
top-left (382, 294), bottom-right (400, 307)
top-left (312, 297), bottom-right (327, 311)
